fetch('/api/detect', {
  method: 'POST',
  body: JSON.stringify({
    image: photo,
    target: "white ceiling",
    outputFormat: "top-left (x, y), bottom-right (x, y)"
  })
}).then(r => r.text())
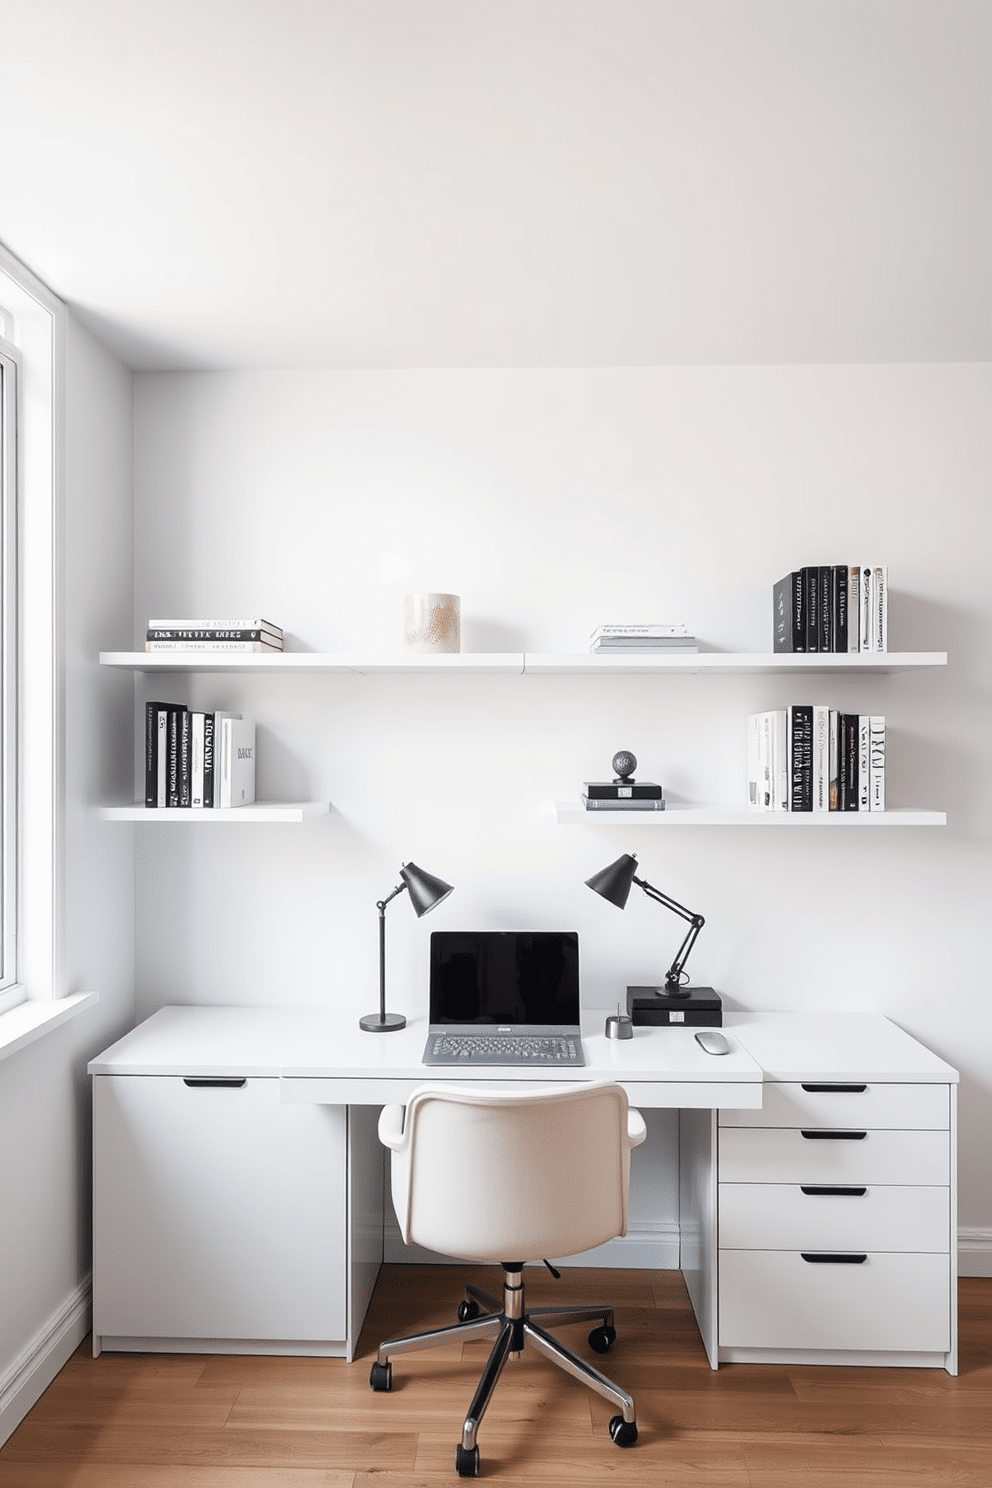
top-left (1, 0), bottom-right (989, 371)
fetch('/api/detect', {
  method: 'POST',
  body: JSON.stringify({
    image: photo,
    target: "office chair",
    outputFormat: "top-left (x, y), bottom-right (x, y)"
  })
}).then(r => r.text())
top-left (368, 1080), bottom-right (647, 1477)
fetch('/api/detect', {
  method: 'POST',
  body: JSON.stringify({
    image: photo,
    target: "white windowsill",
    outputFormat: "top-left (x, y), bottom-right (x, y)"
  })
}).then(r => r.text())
top-left (0, 991), bottom-right (99, 1063)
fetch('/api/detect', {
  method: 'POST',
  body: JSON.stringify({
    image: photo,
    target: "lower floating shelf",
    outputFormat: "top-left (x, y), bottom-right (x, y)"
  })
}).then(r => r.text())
top-left (100, 802), bottom-right (329, 823)
top-left (554, 802), bottom-right (946, 827)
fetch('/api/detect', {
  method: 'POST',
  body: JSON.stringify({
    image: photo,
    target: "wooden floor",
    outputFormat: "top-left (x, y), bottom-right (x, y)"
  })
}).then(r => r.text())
top-left (1, 1267), bottom-right (990, 1487)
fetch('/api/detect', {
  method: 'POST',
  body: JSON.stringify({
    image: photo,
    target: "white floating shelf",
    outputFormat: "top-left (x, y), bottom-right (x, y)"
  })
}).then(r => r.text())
top-left (554, 802), bottom-right (946, 827)
top-left (99, 650), bottom-right (946, 677)
top-left (100, 802), bottom-right (329, 823)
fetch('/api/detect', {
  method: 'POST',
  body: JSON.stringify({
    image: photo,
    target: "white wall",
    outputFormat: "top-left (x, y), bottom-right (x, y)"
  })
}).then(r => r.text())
top-left (0, 314), bottom-right (134, 1438)
top-left (132, 364), bottom-right (992, 1259)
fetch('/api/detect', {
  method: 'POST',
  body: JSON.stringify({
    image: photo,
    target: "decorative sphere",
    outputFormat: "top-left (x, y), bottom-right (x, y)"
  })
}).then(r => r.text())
top-left (612, 750), bottom-right (637, 781)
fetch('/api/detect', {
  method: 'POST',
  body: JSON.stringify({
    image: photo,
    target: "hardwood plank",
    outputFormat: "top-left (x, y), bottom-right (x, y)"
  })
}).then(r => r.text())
top-left (0, 1425), bottom-right (415, 1472)
top-left (0, 1469), bottom-right (353, 1488)
top-left (414, 1428), bottom-right (752, 1484)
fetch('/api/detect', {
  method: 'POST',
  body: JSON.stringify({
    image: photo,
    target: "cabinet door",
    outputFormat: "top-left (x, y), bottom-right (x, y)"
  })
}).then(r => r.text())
top-left (93, 1075), bottom-right (346, 1343)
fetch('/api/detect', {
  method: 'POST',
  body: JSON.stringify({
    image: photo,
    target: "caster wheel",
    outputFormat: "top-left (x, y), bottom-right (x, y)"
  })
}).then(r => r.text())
top-left (588, 1324), bottom-right (617, 1354)
top-left (609, 1415), bottom-right (638, 1448)
top-left (458, 1299), bottom-right (481, 1322)
top-left (455, 1443), bottom-right (480, 1477)
top-left (369, 1361), bottom-right (392, 1392)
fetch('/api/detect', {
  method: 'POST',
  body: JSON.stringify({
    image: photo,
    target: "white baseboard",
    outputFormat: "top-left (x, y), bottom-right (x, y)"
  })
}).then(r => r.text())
top-left (959, 1228), bottom-right (992, 1277)
top-left (383, 1219), bottom-right (680, 1270)
top-left (0, 1277), bottom-right (90, 1448)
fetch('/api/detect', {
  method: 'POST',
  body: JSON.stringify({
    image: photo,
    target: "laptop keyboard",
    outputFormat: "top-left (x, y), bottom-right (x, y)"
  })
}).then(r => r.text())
top-left (425, 1034), bottom-right (583, 1066)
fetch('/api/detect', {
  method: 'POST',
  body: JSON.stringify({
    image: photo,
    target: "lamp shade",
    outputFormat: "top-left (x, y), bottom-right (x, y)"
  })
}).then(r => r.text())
top-left (399, 861), bottom-right (455, 918)
top-left (585, 852), bottom-right (639, 909)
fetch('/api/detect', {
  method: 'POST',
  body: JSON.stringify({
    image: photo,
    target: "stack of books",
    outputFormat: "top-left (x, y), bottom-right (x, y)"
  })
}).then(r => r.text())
top-left (773, 567), bottom-right (887, 653)
top-left (144, 617), bottom-right (283, 653)
top-left (748, 707), bottom-right (885, 813)
top-left (590, 624), bottom-right (698, 654)
top-left (583, 779), bottom-right (665, 811)
top-left (144, 703), bottom-right (256, 808)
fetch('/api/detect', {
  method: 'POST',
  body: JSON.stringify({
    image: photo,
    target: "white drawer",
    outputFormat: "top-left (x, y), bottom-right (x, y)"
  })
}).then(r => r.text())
top-left (718, 1249), bottom-right (951, 1352)
top-left (719, 1183), bottom-right (950, 1252)
top-left (720, 1081), bottom-right (949, 1131)
top-left (718, 1127), bottom-right (949, 1186)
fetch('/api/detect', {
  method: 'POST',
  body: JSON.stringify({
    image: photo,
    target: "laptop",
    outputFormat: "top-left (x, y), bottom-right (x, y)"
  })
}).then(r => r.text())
top-left (422, 930), bottom-right (585, 1067)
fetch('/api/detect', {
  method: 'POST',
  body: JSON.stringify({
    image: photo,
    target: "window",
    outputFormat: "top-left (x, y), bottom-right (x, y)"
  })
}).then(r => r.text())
top-left (0, 338), bottom-right (17, 1002)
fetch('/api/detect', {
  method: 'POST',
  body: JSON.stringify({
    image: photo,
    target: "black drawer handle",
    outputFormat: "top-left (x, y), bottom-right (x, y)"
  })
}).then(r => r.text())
top-left (801, 1252), bottom-right (868, 1264)
top-left (801, 1186), bottom-right (867, 1197)
top-left (182, 1077), bottom-right (247, 1088)
top-left (800, 1129), bottom-right (867, 1140)
top-left (801, 1083), bottom-right (867, 1094)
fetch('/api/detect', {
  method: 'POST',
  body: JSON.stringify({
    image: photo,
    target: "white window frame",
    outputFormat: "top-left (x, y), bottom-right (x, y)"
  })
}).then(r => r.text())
top-left (0, 241), bottom-right (66, 1023)
top-left (0, 338), bottom-right (18, 1003)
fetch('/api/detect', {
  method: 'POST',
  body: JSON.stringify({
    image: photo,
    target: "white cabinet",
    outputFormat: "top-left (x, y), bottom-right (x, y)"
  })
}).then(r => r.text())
top-left (680, 1015), bottom-right (958, 1374)
top-left (92, 1072), bottom-right (382, 1360)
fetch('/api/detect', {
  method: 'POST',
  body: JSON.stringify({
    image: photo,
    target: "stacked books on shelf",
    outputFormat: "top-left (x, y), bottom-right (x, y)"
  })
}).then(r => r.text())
top-left (144, 703), bottom-right (256, 808)
top-left (773, 567), bottom-right (887, 653)
top-left (590, 624), bottom-right (698, 654)
top-left (583, 779), bottom-right (665, 811)
top-left (748, 707), bottom-right (885, 813)
top-left (144, 617), bottom-right (283, 653)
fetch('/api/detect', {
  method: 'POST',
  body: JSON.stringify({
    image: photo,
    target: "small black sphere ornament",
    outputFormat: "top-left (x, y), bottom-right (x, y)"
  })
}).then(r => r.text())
top-left (612, 751), bottom-right (637, 782)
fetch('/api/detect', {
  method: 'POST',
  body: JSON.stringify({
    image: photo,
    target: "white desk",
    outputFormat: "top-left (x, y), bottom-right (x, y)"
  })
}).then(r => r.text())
top-left (88, 1006), bottom-right (958, 1373)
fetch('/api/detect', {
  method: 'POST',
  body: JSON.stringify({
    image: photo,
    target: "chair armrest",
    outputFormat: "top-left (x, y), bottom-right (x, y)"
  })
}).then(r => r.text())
top-left (627, 1108), bottom-right (647, 1148)
top-left (378, 1103), bottom-right (405, 1151)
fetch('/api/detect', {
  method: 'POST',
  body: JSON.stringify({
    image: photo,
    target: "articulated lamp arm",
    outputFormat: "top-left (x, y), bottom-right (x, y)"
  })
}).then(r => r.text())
top-left (632, 875), bottom-right (705, 995)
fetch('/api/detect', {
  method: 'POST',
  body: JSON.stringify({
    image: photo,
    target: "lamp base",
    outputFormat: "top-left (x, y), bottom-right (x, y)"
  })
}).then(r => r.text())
top-left (626, 986), bottom-right (722, 1027)
top-left (359, 1012), bottom-right (407, 1033)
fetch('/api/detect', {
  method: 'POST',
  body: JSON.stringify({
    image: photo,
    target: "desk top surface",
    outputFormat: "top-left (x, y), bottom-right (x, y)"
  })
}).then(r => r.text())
top-left (87, 1006), bottom-right (957, 1088)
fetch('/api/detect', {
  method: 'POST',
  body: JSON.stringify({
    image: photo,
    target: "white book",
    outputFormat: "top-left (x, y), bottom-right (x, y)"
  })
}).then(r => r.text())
top-left (872, 565), bottom-right (888, 652)
top-left (859, 566), bottom-right (873, 653)
top-left (769, 708), bottom-right (788, 810)
top-left (812, 704), bottom-right (831, 812)
top-left (148, 617), bottom-right (282, 636)
top-left (747, 714), bottom-right (765, 810)
top-left (220, 717), bottom-right (256, 809)
top-left (828, 708), bottom-right (840, 809)
top-left (590, 623), bottom-right (689, 638)
top-left (190, 712), bottom-right (205, 808)
top-left (869, 715), bottom-right (885, 811)
top-left (747, 710), bottom-right (787, 811)
top-left (210, 712), bottom-right (242, 807)
top-left (145, 640), bottom-right (282, 652)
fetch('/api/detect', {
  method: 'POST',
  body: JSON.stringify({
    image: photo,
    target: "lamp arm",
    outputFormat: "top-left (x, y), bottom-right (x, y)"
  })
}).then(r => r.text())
top-left (376, 883), bottom-right (409, 1021)
top-left (633, 874), bottom-right (706, 991)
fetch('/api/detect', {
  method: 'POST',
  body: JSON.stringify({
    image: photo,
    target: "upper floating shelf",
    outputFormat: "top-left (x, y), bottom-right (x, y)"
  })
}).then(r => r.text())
top-left (100, 651), bottom-right (947, 676)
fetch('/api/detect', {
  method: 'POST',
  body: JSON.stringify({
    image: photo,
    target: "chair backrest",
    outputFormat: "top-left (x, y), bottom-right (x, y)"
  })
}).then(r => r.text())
top-left (380, 1081), bottom-right (641, 1263)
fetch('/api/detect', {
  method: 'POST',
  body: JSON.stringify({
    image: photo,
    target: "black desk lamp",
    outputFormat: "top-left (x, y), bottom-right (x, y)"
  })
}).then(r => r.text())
top-left (585, 851), bottom-right (705, 999)
top-left (360, 861), bottom-right (454, 1033)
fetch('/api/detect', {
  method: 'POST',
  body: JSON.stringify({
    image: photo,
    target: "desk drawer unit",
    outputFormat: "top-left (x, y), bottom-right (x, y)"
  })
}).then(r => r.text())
top-left (716, 1080), bottom-right (955, 1368)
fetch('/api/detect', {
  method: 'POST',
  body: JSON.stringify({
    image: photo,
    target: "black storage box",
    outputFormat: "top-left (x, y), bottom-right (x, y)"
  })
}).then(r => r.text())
top-left (626, 985), bottom-right (723, 1027)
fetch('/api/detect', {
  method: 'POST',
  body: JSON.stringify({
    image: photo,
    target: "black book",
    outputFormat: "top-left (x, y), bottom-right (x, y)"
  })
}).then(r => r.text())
top-left (773, 571), bottom-right (805, 652)
top-left (202, 712), bottom-right (216, 808)
top-left (166, 707), bottom-right (182, 807)
top-left (178, 709), bottom-right (192, 807)
top-left (802, 567), bottom-right (820, 652)
top-left (788, 704), bottom-right (813, 811)
top-left (584, 780), bottom-right (663, 800)
top-left (832, 565), bottom-right (849, 653)
top-left (817, 567), bottom-right (833, 652)
top-left (144, 701), bottom-right (162, 807)
top-left (839, 712), bottom-right (860, 810)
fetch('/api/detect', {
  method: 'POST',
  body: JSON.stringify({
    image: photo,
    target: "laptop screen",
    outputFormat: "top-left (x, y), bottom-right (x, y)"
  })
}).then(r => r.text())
top-left (429, 931), bottom-right (580, 1027)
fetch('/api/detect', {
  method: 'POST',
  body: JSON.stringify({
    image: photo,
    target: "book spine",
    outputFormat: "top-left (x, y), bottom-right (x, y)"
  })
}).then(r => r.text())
top-left (771, 708), bottom-right (787, 810)
top-left (178, 709), bottom-right (192, 807)
top-left (773, 572), bottom-right (804, 652)
top-left (167, 708), bottom-right (181, 807)
top-left (839, 712), bottom-right (859, 810)
top-left (190, 712), bottom-right (205, 808)
top-left (802, 568), bottom-right (819, 652)
top-left (788, 704), bottom-right (813, 811)
top-left (872, 565), bottom-right (888, 652)
top-left (812, 705), bottom-right (831, 812)
top-left (148, 618), bottom-right (283, 638)
top-left (828, 708), bottom-right (839, 810)
top-left (818, 568), bottom-right (832, 653)
top-left (584, 783), bottom-right (663, 799)
top-left (146, 627), bottom-right (279, 642)
top-left (583, 799), bottom-right (666, 810)
top-left (859, 566), bottom-right (872, 653)
top-left (202, 712), bottom-right (215, 808)
top-left (144, 702), bottom-right (158, 807)
top-left (747, 713), bottom-right (765, 808)
top-left (144, 640), bottom-right (282, 652)
top-left (156, 707), bottom-right (168, 807)
top-left (847, 564), bottom-right (861, 652)
top-left (858, 715), bottom-right (871, 810)
top-left (832, 565), bottom-right (848, 653)
top-left (869, 715), bottom-right (885, 811)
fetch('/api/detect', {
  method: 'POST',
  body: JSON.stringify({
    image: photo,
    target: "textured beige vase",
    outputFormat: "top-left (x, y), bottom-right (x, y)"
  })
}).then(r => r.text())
top-left (402, 593), bottom-right (461, 653)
